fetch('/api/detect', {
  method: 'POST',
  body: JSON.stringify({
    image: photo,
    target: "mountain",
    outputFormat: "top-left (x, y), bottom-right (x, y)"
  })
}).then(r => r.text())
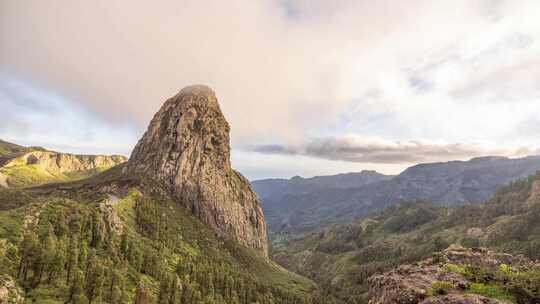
top-left (126, 85), bottom-right (267, 256)
top-left (271, 171), bottom-right (540, 303)
top-left (257, 156), bottom-right (540, 235)
top-left (252, 171), bottom-right (393, 202)
top-left (0, 140), bottom-right (126, 188)
top-left (252, 171), bottom-right (393, 233)
top-left (0, 86), bottom-right (316, 303)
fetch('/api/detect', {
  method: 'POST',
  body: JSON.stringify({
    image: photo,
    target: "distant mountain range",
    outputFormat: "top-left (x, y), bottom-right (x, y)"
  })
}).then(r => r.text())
top-left (253, 156), bottom-right (540, 234)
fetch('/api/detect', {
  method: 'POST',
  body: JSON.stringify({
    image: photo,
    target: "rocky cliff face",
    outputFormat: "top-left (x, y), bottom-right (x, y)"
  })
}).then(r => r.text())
top-left (126, 85), bottom-right (268, 256)
top-left (1, 151), bottom-right (125, 172)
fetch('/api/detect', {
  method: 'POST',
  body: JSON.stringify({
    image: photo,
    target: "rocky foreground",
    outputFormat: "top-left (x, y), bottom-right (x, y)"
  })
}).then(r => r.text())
top-left (368, 245), bottom-right (540, 304)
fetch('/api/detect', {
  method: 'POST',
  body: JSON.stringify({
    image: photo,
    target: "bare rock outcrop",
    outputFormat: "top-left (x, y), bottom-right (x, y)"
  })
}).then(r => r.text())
top-left (0, 173), bottom-right (6, 188)
top-left (0, 275), bottom-right (23, 304)
top-left (126, 85), bottom-right (268, 256)
top-left (368, 262), bottom-right (471, 304)
top-left (2, 151), bottom-right (126, 173)
top-left (420, 294), bottom-right (507, 304)
top-left (99, 194), bottom-right (123, 235)
top-left (368, 245), bottom-right (538, 304)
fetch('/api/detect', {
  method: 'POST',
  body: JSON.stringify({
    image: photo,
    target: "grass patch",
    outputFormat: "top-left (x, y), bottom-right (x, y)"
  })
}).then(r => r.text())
top-left (1, 165), bottom-right (65, 188)
top-left (1, 163), bottom-right (119, 188)
top-left (466, 283), bottom-right (515, 302)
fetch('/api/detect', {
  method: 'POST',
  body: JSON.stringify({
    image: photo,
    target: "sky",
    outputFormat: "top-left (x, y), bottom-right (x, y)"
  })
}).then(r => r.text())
top-left (2, 0), bottom-right (540, 180)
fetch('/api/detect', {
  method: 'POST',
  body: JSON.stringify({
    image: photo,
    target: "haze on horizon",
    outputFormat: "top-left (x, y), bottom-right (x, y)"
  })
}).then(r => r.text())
top-left (2, 0), bottom-right (540, 180)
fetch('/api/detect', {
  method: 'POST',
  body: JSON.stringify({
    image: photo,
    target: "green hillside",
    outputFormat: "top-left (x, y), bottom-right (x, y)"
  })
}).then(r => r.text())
top-left (0, 165), bottom-right (316, 303)
top-left (0, 140), bottom-right (125, 188)
top-left (0, 139), bottom-right (38, 156)
top-left (272, 172), bottom-right (540, 303)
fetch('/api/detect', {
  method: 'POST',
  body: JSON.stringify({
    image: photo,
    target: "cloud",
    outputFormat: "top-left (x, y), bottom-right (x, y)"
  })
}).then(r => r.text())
top-left (252, 135), bottom-right (539, 164)
top-left (2, 1), bottom-right (539, 145)
top-left (2, 0), bottom-right (540, 178)
top-left (0, 76), bottom-right (137, 156)
top-left (0, 0), bottom-right (352, 146)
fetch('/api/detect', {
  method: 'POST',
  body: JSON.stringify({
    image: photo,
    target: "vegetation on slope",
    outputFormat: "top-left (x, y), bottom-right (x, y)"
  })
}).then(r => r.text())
top-left (367, 245), bottom-right (540, 304)
top-left (0, 139), bottom-right (43, 156)
top-left (0, 166), bottom-right (317, 304)
top-left (0, 140), bottom-right (125, 188)
top-left (0, 165), bottom-right (110, 188)
top-left (272, 172), bottom-right (540, 304)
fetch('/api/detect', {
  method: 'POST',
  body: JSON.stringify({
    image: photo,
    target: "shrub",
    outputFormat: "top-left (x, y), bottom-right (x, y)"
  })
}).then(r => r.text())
top-left (430, 281), bottom-right (455, 295)
top-left (461, 237), bottom-right (480, 248)
top-left (442, 263), bottom-right (468, 276)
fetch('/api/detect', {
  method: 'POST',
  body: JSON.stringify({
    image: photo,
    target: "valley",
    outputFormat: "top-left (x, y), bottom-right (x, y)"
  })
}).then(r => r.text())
top-left (1, 87), bottom-right (539, 304)
top-left (269, 171), bottom-right (540, 303)
top-left (0, 87), bottom-right (317, 304)
top-left (4, 3), bottom-right (540, 303)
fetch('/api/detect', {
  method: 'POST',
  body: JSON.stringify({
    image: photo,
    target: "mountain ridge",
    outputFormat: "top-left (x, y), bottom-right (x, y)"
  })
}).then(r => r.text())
top-left (256, 155), bottom-right (540, 235)
top-left (0, 140), bottom-right (126, 188)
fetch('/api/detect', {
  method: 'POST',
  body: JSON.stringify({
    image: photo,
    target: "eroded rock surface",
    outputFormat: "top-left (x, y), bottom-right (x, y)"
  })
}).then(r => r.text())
top-left (0, 150), bottom-right (126, 188)
top-left (0, 173), bottom-right (6, 188)
top-left (2, 151), bottom-right (126, 173)
top-left (127, 85), bottom-right (268, 256)
top-left (99, 194), bottom-right (123, 235)
top-left (0, 275), bottom-right (23, 304)
top-left (421, 294), bottom-right (507, 304)
top-left (368, 245), bottom-right (538, 304)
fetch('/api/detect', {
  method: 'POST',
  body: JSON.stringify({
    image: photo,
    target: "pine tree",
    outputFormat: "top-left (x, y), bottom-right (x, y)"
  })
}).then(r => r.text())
top-left (17, 232), bottom-right (39, 282)
top-left (110, 286), bottom-right (122, 304)
top-left (168, 276), bottom-right (179, 304)
top-left (158, 274), bottom-right (172, 304)
top-left (66, 235), bottom-right (80, 284)
top-left (120, 230), bottom-right (129, 259)
top-left (47, 238), bottom-right (66, 284)
top-left (79, 241), bottom-right (89, 274)
top-left (85, 259), bottom-right (105, 304)
top-left (107, 269), bottom-right (123, 302)
top-left (68, 268), bottom-right (85, 303)
top-left (134, 280), bottom-right (153, 304)
top-left (120, 287), bottom-right (129, 304)
top-left (72, 294), bottom-right (90, 304)
top-left (33, 223), bottom-right (57, 287)
top-left (90, 209), bottom-right (103, 249)
top-left (54, 207), bottom-right (69, 237)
